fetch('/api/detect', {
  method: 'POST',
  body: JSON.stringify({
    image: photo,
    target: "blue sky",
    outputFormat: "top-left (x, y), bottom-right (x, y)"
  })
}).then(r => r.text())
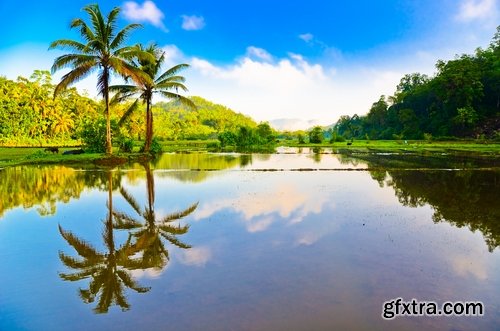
top-left (0, 0), bottom-right (498, 129)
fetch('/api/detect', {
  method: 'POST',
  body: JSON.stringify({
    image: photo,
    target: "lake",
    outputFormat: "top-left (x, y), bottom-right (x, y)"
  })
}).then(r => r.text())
top-left (0, 149), bottom-right (499, 331)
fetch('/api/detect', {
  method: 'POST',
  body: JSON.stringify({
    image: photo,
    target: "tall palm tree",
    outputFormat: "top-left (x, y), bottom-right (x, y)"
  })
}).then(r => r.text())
top-left (49, 4), bottom-right (149, 154)
top-left (111, 44), bottom-right (195, 153)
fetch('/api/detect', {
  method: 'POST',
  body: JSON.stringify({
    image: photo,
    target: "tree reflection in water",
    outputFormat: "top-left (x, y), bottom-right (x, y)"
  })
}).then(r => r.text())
top-left (58, 165), bottom-right (197, 313)
top-left (362, 155), bottom-right (500, 252)
top-left (114, 162), bottom-right (198, 269)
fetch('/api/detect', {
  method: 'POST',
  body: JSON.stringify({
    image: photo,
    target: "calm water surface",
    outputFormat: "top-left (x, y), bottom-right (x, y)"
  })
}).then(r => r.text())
top-left (0, 150), bottom-right (499, 331)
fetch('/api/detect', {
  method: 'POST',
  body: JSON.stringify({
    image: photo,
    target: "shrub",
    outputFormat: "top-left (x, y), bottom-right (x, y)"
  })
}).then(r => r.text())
top-left (149, 137), bottom-right (163, 154)
top-left (119, 137), bottom-right (134, 153)
top-left (309, 126), bottom-right (324, 144)
top-left (218, 131), bottom-right (237, 147)
top-left (298, 134), bottom-right (305, 144)
top-left (81, 119), bottom-right (107, 153)
top-left (335, 136), bottom-right (346, 142)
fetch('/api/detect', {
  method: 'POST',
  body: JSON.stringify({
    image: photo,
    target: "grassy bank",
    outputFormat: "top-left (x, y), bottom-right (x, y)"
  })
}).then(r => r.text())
top-left (280, 139), bottom-right (500, 156)
top-left (1, 140), bottom-right (499, 168)
top-left (0, 147), bottom-right (154, 168)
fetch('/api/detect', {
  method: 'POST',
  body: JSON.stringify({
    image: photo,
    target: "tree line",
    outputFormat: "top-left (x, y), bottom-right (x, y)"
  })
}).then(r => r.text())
top-left (0, 71), bottom-right (267, 148)
top-left (332, 26), bottom-right (500, 141)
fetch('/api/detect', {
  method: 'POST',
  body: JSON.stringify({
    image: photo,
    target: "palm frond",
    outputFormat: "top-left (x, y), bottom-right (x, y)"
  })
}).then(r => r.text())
top-left (59, 269), bottom-right (98, 282)
top-left (58, 224), bottom-right (101, 258)
top-left (110, 24), bottom-right (142, 50)
top-left (159, 202), bottom-right (198, 223)
top-left (119, 187), bottom-right (143, 216)
top-left (155, 63), bottom-right (190, 82)
top-left (84, 4), bottom-right (106, 45)
top-left (112, 210), bottom-right (143, 229)
top-left (59, 251), bottom-right (103, 269)
top-left (109, 87), bottom-right (139, 108)
top-left (159, 223), bottom-right (190, 235)
top-left (159, 91), bottom-right (196, 110)
top-left (48, 39), bottom-right (87, 52)
top-left (54, 63), bottom-right (96, 97)
top-left (117, 269), bottom-right (151, 293)
top-left (51, 54), bottom-right (97, 73)
top-left (157, 75), bottom-right (186, 83)
top-left (70, 18), bottom-right (96, 44)
top-left (109, 57), bottom-right (151, 86)
top-left (160, 232), bottom-right (192, 249)
top-left (117, 99), bottom-right (140, 127)
top-left (155, 81), bottom-right (189, 91)
top-left (95, 280), bottom-right (117, 314)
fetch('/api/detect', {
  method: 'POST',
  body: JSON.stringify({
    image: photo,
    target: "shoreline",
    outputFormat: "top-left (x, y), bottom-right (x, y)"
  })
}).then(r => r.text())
top-left (1, 141), bottom-right (499, 169)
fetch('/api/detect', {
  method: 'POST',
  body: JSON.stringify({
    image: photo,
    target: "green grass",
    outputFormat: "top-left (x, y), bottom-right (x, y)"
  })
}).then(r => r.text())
top-left (280, 139), bottom-right (500, 156)
top-left (0, 147), bottom-right (107, 168)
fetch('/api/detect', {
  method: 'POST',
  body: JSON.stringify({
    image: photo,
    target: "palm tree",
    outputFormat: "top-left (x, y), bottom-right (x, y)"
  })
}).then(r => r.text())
top-left (58, 171), bottom-right (149, 313)
top-left (49, 4), bottom-right (150, 154)
top-left (111, 44), bottom-right (195, 153)
top-left (113, 162), bottom-right (197, 268)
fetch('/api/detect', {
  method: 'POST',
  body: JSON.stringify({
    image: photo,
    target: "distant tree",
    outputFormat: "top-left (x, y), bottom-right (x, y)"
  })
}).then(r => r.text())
top-left (309, 126), bottom-right (324, 143)
top-left (256, 122), bottom-right (275, 143)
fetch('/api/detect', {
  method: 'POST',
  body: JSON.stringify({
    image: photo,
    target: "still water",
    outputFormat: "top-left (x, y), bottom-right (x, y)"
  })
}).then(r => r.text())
top-left (0, 150), bottom-right (499, 331)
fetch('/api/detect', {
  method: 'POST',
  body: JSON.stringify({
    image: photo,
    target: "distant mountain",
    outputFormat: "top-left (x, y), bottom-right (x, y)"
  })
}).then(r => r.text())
top-left (269, 118), bottom-right (331, 131)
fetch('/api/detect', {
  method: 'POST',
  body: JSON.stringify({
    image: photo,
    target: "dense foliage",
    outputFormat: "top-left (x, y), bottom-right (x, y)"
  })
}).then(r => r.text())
top-left (0, 71), bottom-right (98, 146)
top-left (0, 70), bottom-right (262, 148)
top-left (152, 96), bottom-right (258, 140)
top-left (334, 26), bottom-right (500, 140)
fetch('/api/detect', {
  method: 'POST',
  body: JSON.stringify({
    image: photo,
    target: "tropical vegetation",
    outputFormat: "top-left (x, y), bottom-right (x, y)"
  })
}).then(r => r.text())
top-left (332, 26), bottom-right (500, 141)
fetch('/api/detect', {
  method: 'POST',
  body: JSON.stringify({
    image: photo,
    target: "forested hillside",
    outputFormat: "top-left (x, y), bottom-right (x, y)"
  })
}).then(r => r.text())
top-left (152, 96), bottom-right (257, 140)
top-left (0, 71), bottom-right (257, 146)
top-left (0, 71), bottom-right (99, 146)
top-left (334, 26), bottom-right (500, 140)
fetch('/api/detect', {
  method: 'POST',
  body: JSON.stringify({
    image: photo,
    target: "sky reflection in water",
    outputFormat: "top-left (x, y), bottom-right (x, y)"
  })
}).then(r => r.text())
top-left (0, 152), bottom-right (499, 331)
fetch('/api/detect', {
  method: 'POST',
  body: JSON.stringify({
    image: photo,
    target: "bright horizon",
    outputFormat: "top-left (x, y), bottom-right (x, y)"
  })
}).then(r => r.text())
top-left (0, 0), bottom-right (498, 130)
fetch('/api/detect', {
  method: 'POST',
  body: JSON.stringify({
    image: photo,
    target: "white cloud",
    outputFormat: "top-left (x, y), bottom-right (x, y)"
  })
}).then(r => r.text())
top-left (181, 15), bottom-right (206, 31)
top-left (161, 44), bottom-right (185, 67)
top-left (194, 183), bottom-right (327, 232)
top-left (123, 0), bottom-right (167, 31)
top-left (130, 267), bottom-right (166, 279)
top-left (177, 246), bottom-right (212, 266)
top-left (299, 33), bottom-right (314, 43)
top-left (456, 0), bottom-right (498, 22)
top-left (185, 48), bottom-right (403, 126)
top-left (246, 46), bottom-right (273, 62)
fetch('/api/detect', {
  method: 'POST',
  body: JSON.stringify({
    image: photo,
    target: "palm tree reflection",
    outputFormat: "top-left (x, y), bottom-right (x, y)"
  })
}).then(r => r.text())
top-left (114, 163), bottom-right (198, 269)
top-left (58, 166), bottom-right (197, 313)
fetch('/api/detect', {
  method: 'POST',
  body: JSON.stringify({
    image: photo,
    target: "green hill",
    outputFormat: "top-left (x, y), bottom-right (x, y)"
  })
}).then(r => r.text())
top-left (153, 96), bottom-right (258, 140)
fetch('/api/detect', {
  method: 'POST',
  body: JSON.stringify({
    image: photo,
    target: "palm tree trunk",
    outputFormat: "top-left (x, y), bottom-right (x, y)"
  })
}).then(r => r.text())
top-left (144, 98), bottom-right (152, 153)
top-left (106, 171), bottom-right (115, 253)
top-left (103, 68), bottom-right (112, 155)
top-left (145, 163), bottom-right (155, 211)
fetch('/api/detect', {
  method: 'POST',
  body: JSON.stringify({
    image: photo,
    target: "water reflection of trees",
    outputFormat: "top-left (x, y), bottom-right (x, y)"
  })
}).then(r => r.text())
top-left (0, 166), bottom-right (86, 217)
top-left (150, 153), bottom-right (252, 182)
top-left (58, 165), bottom-right (197, 313)
top-left (371, 168), bottom-right (500, 252)
top-left (0, 154), bottom-right (244, 217)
